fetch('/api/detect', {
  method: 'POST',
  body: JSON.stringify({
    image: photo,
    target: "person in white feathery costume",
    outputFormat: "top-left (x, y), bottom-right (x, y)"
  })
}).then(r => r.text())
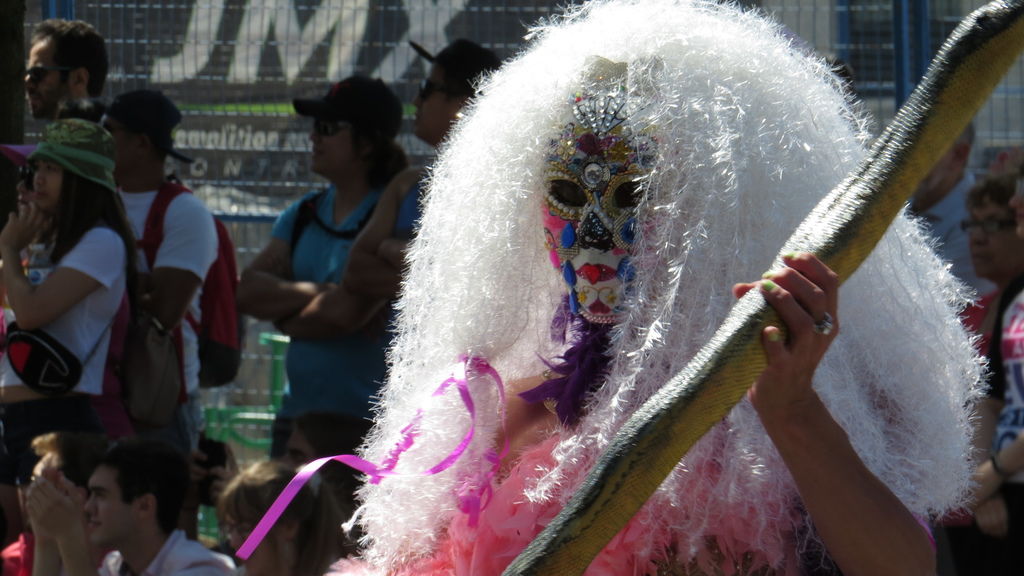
top-left (334, 1), bottom-right (983, 574)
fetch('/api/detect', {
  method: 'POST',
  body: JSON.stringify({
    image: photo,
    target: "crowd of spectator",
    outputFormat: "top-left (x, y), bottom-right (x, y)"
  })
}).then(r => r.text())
top-left (0, 15), bottom-right (500, 576)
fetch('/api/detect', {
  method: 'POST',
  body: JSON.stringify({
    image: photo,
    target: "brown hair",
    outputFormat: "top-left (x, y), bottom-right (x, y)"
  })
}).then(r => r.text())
top-left (218, 461), bottom-right (342, 575)
top-left (351, 128), bottom-right (408, 189)
top-left (30, 431), bottom-right (108, 488)
top-left (967, 173), bottom-right (1018, 211)
top-left (32, 20), bottom-right (108, 97)
top-left (48, 172), bottom-right (138, 308)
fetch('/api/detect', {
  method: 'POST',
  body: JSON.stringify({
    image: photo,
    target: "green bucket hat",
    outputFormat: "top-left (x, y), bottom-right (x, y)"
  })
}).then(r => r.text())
top-left (29, 119), bottom-right (116, 192)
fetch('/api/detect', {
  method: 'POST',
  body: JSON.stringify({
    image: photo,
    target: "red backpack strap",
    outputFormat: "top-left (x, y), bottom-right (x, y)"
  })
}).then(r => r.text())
top-left (183, 218), bottom-right (233, 336)
top-left (138, 181), bottom-right (189, 270)
top-left (137, 180), bottom-right (191, 403)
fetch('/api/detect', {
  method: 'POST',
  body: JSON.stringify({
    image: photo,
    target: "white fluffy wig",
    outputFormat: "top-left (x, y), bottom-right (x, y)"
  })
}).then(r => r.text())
top-left (355, 0), bottom-right (983, 569)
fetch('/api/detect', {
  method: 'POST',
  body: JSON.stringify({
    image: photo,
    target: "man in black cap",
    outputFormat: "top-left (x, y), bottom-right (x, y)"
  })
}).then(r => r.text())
top-left (237, 76), bottom-right (407, 460)
top-left (338, 40), bottom-right (500, 313)
top-left (409, 38), bottom-right (501, 149)
top-left (101, 90), bottom-right (217, 454)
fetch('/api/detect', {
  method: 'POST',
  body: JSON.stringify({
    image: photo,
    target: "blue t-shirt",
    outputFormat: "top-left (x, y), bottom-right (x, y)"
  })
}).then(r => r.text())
top-left (393, 180), bottom-right (423, 241)
top-left (271, 185), bottom-right (386, 420)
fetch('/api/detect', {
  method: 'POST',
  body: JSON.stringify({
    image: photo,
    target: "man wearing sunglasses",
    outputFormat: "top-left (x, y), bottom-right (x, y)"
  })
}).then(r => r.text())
top-left (25, 20), bottom-right (108, 120)
top-left (408, 39), bottom-right (500, 150)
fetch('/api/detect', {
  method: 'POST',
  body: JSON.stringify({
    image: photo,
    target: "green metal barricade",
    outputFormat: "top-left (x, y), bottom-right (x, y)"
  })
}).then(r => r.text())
top-left (198, 332), bottom-right (290, 543)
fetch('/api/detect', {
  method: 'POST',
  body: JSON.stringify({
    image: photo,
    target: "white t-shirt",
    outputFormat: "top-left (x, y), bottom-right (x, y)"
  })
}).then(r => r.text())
top-left (119, 190), bottom-right (218, 394)
top-left (0, 227), bottom-right (127, 395)
top-left (99, 530), bottom-right (234, 576)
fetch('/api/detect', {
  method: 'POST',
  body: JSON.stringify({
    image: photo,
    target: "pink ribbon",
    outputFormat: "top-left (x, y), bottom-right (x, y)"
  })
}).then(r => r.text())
top-left (236, 356), bottom-right (507, 559)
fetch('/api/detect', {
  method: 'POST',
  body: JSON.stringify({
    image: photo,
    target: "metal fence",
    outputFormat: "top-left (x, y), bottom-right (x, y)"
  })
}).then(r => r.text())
top-left (19, 0), bottom-right (1024, 463)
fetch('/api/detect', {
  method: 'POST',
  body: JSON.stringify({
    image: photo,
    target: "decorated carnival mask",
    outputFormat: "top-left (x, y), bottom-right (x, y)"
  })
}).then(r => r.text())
top-left (542, 58), bottom-right (655, 323)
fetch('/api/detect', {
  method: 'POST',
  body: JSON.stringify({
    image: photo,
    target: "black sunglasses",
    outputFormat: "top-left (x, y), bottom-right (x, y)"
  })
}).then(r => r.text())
top-left (25, 65), bottom-right (74, 84)
top-left (960, 218), bottom-right (1017, 234)
top-left (417, 78), bottom-right (450, 101)
top-left (18, 165), bottom-right (33, 192)
top-left (313, 119), bottom-right (351, 138)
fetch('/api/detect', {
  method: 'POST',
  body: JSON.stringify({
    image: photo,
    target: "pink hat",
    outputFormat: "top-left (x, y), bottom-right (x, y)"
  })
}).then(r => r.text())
top-left (0, 144), bottom-right (36, 167)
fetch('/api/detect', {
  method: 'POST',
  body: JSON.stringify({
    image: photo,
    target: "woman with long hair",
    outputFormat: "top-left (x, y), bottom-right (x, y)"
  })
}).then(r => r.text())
top-left (219, 461), bottom-right (342, 576)
top-left (0, 118), bottom-right (136, 544)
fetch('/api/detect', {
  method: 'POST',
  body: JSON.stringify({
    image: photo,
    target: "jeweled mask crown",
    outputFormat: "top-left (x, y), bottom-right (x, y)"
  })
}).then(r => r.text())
top-left (542, 57), bottom-right (657, 323)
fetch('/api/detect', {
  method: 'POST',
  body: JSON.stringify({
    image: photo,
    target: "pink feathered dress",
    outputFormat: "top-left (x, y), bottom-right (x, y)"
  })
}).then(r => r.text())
top-left (330, 434), bottom-right (802, 576)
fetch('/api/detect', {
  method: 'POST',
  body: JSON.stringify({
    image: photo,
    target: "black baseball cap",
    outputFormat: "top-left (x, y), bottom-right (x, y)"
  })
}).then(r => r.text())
top-left (104, 90), bottom-right (192, 163)
top-left (293, 76), bottom-right (403, 140)
top-left (409, 39), bottom-right (501, 96)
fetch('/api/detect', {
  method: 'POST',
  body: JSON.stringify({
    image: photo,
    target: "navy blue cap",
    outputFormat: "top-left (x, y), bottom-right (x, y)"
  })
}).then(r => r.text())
top-left (105, 90), bottom-right (192, 163)
top-left (409, 39), bottom-right (500, 96)
top-left (293, 76), bottom-right (403, 140)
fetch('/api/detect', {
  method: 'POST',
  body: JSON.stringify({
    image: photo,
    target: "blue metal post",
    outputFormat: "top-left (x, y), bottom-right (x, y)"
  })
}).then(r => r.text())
top-left (835, 0), bottom-right (851, 65)
top-left (892, 0), bottom-right (912, 107)
top-left (912, 0), bottom-right (931, 84)
top-left (42, 0), bottom-right (75, 20)
top-left (917, 0), bottom-right (933, 79)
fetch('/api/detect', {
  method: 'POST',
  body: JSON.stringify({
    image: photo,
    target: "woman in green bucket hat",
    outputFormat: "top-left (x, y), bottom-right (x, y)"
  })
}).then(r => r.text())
top-left (0, 118), bottom-right (137, 539)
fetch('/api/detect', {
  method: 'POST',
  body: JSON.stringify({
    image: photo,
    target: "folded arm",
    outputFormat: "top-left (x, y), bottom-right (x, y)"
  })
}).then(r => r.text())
top-left (341, 167), bottom-right (422, 299)
top-left (276, 168), bottom-right (425, 338)
top-left (237, 238), bottom-right (326, 322)
top-left (273, 283), bottom-right (387, 339)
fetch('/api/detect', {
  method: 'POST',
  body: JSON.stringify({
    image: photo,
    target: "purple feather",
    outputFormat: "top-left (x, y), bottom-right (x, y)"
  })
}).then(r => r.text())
top-left (520, 301), bottom-right (613, 425)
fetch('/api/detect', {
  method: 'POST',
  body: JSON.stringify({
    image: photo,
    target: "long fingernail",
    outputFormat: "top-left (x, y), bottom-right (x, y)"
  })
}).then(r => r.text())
top-left (761, 279), bottom-right (777, 292)
top-left (766, 329), bottom-right (782, 342)
top-left (761, 270), bottom-right (775, 279)
top-left (782, 251), bottom-right (798, 260)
